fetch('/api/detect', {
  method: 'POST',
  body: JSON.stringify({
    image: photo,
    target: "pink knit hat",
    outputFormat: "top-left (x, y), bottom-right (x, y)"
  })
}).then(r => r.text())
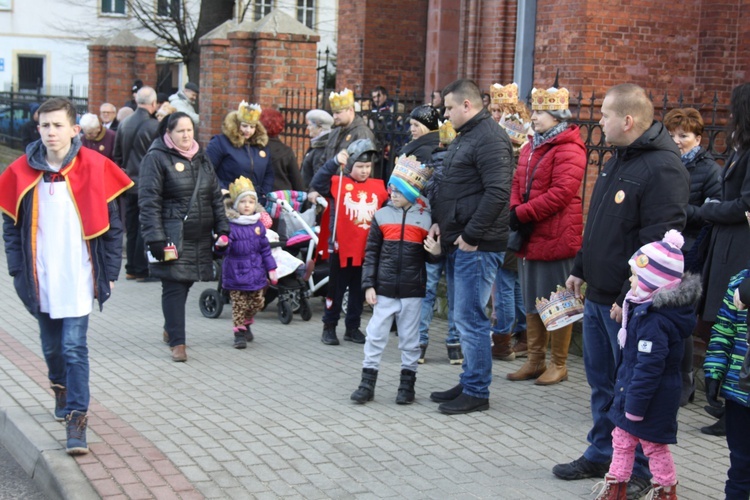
top-left (628, 229), bottom-right (685, 300)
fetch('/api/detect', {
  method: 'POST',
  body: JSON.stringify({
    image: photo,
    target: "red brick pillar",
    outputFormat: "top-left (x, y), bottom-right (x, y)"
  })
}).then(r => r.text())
top-left (87, 31), bottom-right (157, 113)
top-left (424, 0), bottom-right (461, 99)
top-left (198, 37), bottom-right (232, 147)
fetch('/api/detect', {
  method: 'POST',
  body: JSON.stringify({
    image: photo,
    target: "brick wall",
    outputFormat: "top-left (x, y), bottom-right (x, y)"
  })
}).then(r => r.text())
top-left (337, 0), bottom-right (428, 98)
top-left (87, 44), bottom-right (157, 114)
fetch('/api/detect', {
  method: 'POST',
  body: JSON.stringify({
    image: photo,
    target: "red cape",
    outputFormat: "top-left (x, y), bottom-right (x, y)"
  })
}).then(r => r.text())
top-left (0, 147), bottom-right (133, 239)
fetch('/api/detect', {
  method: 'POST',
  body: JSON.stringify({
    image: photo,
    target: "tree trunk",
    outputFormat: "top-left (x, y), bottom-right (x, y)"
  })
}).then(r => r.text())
top-left (188, 0), bottom-right (235, 85)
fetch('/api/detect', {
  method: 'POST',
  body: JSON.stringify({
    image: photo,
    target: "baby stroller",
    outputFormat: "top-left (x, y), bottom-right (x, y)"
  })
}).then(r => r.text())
top-left (262, 190), bottom-right (330, 324)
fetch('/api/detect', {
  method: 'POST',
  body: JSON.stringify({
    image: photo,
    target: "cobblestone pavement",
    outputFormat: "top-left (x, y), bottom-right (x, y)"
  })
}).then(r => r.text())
top-left (0, 245), bottom-right (729, 499)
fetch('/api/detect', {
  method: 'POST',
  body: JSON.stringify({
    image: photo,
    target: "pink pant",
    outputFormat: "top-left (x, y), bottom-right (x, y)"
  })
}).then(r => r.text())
top-left (609, 426), bottom-right (677, 486)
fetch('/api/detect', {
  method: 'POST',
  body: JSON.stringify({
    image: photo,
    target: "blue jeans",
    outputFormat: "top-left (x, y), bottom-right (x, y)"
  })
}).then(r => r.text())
top-left (418, 257), bottom-right (458, 345)
top-left (725, 399), bottom-right (750, 499)
top-left (491, 266), bottom-right (526, 334)
top-left (38, 313), bottom-right (90, 413)
top-left (583, 300), bottom-right (650, 478)
top-left (445, 249), bottom-right (503, 399)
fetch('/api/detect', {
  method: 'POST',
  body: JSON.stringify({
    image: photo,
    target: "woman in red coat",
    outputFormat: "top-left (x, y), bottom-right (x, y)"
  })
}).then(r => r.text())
top-left (506, 86), bottom-right (587, 385)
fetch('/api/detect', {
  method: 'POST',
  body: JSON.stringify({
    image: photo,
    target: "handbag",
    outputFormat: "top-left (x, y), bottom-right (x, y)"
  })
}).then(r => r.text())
top-left (507, 149), bottom-right (551, 252)
top-left (160, 163), bottom-right (204, 260)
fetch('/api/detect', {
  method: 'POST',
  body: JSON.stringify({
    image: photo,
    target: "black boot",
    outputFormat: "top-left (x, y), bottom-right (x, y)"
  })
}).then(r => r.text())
top-left (396, 369), bottom-right (417, 405)
top-left (322, 324), bottom-right (339, 345)
top-left (233, 329), bottom-right (247, 349)
top-left (344, 327), bottom-right (366, 344)
top-left (700, 414), bottom-right (726, 436)
top-left (351, 368), bottom-right (378, 403)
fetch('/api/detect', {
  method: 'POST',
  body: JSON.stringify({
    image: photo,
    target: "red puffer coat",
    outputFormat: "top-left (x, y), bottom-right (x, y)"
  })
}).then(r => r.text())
top-left (510, 124), bottom-right (586, 261)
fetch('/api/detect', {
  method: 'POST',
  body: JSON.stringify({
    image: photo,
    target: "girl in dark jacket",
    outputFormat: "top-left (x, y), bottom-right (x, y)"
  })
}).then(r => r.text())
top-left (595, 231), bottom-right (700, 500)
top-left (206, 102), bottom-right (274, 207)
top-left (215, 176), bottom-right (277, 350)
top-left (139, 112), bottom-right (230, 362)
top-left (506, 86), bottom-right (586, 385)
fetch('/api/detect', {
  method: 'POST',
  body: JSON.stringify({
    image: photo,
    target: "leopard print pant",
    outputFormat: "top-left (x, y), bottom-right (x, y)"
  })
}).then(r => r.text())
top-left (229, 290), bottom-right (265, 327)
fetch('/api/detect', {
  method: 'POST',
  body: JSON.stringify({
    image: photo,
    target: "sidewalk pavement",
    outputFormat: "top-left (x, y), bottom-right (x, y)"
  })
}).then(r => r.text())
top-left (0, 246), bottom-right (730, 499)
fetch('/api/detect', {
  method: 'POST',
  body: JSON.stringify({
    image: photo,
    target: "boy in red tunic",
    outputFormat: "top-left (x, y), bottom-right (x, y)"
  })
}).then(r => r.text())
top-left (309, 139), bottom-right (388, 345)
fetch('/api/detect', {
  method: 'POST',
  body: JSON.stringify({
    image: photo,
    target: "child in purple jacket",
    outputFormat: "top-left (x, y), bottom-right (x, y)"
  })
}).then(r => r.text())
top-left (215, 176), bottom-right (277, 349)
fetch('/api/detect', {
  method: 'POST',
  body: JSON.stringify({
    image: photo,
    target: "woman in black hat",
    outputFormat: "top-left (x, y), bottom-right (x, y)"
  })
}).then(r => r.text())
top-left (398, 105), bottom-right (441, 164)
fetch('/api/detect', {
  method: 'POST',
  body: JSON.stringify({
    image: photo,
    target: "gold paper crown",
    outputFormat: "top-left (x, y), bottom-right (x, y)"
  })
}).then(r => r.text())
top-left (228, 175), bottom-right (257, 202)
top-left (490, 83), bottom-right (518, 105)
top-left (531, 87), bottom-right (569, 111)
top-left (438, 119), bottom-right (456, 145)
top-left (499, 113), bottom-right (532, 145)
top-left (238, 101), bottom-right (262, 124)
top-left (392, 154), bottom-right (433, 191)
top-left (535, 286), bottom-right (584, 331)
top-left (329, 88), bottom-right (355, 113)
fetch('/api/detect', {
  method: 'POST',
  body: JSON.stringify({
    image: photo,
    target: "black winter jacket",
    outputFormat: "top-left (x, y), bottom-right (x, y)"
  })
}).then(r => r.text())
top-left (683, 148), bottom-right (721, 244)
top-left (431, 108), bottom-right (513, 251)
top-left (112, 108), bottom-right (159, 189)
top-left (301, 132), bottom-right (330, 187)
top-left (138, 138), bottom-right (229, 282)
top-left (362, 201), bottom-right (436, 298)
top-left (323, 115), bottom-right (377, 166)
top-left (399, 131), bottom-right (440, 164)
top-left (570, 121), bottom-right (689, 306)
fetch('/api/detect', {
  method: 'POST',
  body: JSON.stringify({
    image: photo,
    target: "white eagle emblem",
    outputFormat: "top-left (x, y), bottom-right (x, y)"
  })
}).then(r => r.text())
top-left (343, 191), bottom-right (379, 229)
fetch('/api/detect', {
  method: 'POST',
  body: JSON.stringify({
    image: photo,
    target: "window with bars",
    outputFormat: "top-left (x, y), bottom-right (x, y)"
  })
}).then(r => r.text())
top-left (254, 0), bottom-right (273, 21)
top-left (296, 0), bottom-right (314, 29)
top-left (101, 0), bottom-right (125, 14)
top-left (157, 0), bottom-right (180, 18)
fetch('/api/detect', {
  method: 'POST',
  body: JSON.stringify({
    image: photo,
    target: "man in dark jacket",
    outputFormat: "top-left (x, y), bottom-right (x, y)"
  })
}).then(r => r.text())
top-left (113, 86), bottom-right (159, 281)
top-left (554, 83), bottom-right (689, 499)
top-left (324, 89), bottom-right (377, 174)
top-left (427, 79), bottom-right (514, 415)
top-left (0, 97), bottom-right (133, 455)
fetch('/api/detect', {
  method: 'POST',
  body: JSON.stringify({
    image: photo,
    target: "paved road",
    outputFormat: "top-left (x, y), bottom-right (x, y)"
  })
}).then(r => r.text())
top-left (0, 241), bottom-right (732, 499)
top-left (0, 442), bottom-right (48, 500)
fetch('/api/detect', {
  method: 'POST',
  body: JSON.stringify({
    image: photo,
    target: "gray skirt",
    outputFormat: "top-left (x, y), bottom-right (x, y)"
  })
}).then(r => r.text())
top-left (518, 257), bottom-right (575, 314)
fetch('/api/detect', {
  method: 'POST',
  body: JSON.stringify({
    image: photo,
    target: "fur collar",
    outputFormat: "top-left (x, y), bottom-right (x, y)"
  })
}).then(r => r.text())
top-left (651, 273), bottom-right (702, 309)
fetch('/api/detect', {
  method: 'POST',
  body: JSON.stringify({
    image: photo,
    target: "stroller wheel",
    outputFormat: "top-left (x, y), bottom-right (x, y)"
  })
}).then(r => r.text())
top-left (199, 289), bottom-right (223, 318)
top-left (299, 297), bottom-right (312, 321)
top-left (278, 300), bottom-right (294, 324)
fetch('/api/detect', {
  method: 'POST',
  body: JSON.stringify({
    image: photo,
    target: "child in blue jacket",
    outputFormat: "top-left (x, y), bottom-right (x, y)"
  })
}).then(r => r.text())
top-left (595, 230), bottom-right (701, 499)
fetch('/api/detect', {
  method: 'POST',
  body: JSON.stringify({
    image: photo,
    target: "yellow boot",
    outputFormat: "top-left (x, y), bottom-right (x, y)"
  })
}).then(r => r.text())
top-left (507, 314), bottom-right (548, 381)
top-left (535, 323), bottom-right (572, 385)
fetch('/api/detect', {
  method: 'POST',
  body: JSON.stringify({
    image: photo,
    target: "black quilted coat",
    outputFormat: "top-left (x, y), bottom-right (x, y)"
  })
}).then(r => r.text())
top-left (138, 138), bottom-right (229, 282)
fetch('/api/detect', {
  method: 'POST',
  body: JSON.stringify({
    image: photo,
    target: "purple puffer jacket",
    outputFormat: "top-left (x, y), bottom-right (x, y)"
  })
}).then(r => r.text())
top-left (219, 219), bottom-right (276, 292)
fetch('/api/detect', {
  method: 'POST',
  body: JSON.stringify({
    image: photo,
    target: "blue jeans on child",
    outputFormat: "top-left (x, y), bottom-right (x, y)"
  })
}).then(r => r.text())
top-left (418, 257), bottom-right (458, 345)
top-left (491, 266), bottom-right (526, 334)
top-left (445, 249), bottom-right (503, 399)
top-left (38, 313), bottom-right (90, 414)
top-left (583, 299), bottom-right (651, 479)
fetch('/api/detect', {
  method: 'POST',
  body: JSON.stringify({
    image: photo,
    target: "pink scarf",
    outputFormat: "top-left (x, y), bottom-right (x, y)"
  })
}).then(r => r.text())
top-left (163, 133), bottom-right (200, 161)
top-left (617, 280), bottom-right (681, 348)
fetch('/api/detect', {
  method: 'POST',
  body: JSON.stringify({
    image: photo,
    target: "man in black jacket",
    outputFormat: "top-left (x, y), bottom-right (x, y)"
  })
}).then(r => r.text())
top-left (113, 86), bottom-right (159, 281)
top-left (554, 83), bottom-right (689, 498)
top-left (427, 79), bottom-right (514, 415)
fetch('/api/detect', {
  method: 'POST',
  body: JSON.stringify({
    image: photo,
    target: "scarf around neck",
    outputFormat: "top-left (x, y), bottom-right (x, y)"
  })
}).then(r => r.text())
top-left (532, 121), bottom-right (569, 150)
top-left (163, 132), bottom-right (200, 161)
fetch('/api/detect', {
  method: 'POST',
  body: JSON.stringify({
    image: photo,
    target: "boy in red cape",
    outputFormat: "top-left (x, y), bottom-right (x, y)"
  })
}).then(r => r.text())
top-left (0, 97), bottom-right (133, 455)
top-left (309, 139), bottom-right (388, 346)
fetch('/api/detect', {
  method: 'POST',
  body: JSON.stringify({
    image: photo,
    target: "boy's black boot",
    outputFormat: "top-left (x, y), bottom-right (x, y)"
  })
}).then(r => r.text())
top-left (351, 368), bottom-right (378, 403)
top-left (322, 324), bottom-right (339, 345)
top-left (395, 369), bottom-right (417, 405)
top-left (344, 327), bottom-right (366, 344)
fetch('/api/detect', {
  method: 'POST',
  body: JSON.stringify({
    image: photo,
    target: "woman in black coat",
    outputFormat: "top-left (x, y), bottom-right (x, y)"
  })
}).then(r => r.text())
top-left (139, 112), bottom-right (229, 362)
top-left (398, 105), bottom-right (441, 164)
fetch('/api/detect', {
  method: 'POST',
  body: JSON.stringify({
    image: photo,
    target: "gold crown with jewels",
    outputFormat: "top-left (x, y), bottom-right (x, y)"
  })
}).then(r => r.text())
top-left (228, 175), bottom-right (257, 202)
top-left (329, 88), bottom-right (355, 112)
top-left (499, 113), bottom-right (532, 145)
top-left (238, 101), bottom-right (262, 124)
top-left (490, 83), bottom-right (518, 105)
top-left (392, 155), bottom-right (433, 191)
top-left (531, 87), bottom-right (569, 111)
top-left (438, 119), bottom-right (456, 145)
top-left (536, 286), bottom-right (584, 331)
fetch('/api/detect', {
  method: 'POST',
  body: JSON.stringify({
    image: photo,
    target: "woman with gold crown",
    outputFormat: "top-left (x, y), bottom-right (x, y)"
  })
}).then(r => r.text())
top-left (505, 78), bottom-right (587, 386)
top-left (206, 101), bottom-right (274, 207)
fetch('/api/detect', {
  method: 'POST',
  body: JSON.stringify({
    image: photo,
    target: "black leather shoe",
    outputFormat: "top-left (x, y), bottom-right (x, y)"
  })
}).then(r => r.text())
top-left (626, 475), bottom-right (652, 499)
top-left (552, 455), bottom-right (610, 480)
top-left (700, 415), bottom-right (726, 436)
top-left (429, 383), bottom-right (463, 403)
top-left (321, 325), bottom-right (339, 346)
top-left (344, 327), bottom-right (366, 344)
top-left (438, 393), bottom-right (489, 415)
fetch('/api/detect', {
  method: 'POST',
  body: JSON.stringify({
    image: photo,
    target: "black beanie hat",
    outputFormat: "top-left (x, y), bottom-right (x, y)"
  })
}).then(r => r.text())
top-left (409, 105), bottom-right (440, 131)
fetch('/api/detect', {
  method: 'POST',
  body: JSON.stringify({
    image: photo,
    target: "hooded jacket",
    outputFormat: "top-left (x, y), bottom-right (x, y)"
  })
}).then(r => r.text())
top-left (206, 132), bottom-right (274, 207)
top-left (301, 131), bottom-right (330, 187)
top-left (431, 108), bottom-right (514, 251)
top-left (362, 200), bottom-right (436, 298)
top-left (138, 138), bottom-right (229, 282)
top-left (570, 121), bottom-right (689, 306)
top-left (609, 273), bottom-right (701, 443)
top-left (1, 137), bottom-right (131, 315)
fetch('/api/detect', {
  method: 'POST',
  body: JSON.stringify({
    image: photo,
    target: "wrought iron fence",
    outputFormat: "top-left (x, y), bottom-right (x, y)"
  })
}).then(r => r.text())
top-left (0, 85), bottom-right (89, 150)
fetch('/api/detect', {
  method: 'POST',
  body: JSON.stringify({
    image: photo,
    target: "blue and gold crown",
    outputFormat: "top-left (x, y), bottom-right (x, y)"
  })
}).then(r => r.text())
top-left (329, 88), bottom-right (355, 113)
top-left (238, 101), bottom-right (262, 124)
top-left (388, 155), bottom-right (433, 203)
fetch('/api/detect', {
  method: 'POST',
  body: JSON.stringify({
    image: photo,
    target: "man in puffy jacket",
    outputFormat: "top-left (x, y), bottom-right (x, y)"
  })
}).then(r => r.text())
top-left (427, 78), bottom-right (514, 415)
top-left (554, 83), bottom-right (689, 499)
